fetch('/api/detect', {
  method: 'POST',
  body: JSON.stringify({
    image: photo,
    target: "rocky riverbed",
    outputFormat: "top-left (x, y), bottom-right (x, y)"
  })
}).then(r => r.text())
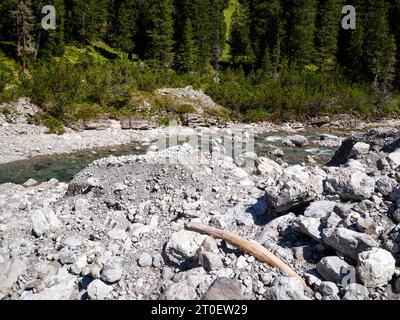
top-left (2, 97), bottom-right (400, 300)
top-left (1, 126), bottom-right (400, 300)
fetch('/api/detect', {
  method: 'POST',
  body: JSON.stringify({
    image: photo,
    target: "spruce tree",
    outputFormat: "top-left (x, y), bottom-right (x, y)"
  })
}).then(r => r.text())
top-left (175, 18), bottom-right (197, 72)
top-left (229, 2), bottom-right (255, 65)
top-left (69, 0), bottom-right (104, 44)
top-left (315, 0), bottom-right (343, 71)
top-left (390, 0), bottom-right (400, 88)
top-left (249, 0), bottom-right (283, 72)
top-left (110, 1), bottom-right (137, 56)
top-left (363, 0), bottom-right (396, 91)
top-left (146, 0), bottom-right (175, 68)
top-left (33, 0), bottom-right (65, 58)
top-left (282, 0), bottom-right (318, 68)
top-left (0, 0), bottom-right (17, 42)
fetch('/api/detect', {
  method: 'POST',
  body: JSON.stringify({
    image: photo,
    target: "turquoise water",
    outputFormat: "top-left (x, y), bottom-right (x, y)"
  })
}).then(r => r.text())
top-left (0, 129), bottom-right (348, 185)
top-left (0, 144), bottom-right (145, 185)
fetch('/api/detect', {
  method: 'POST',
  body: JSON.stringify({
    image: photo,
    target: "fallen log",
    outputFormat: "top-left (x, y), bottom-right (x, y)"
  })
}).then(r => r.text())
top-left (184, 221), bottom-right (308, 288)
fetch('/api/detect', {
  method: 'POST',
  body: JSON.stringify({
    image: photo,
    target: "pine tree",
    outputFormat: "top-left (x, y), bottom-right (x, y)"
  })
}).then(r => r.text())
top-left (390, 0), bottom-right (400, 88)
top-left (13, 0), bottom-right (36, 70)
top-left (363, 0), bottom-right (396, 91)
top-left (249, 0), bottom-right (283, 72)
top-left (338, 0), bottom-right (365, 81)
top-left (229, 2), bottom-right (255, 65)
top-left (0, 0), bottom-right (17, 42)
top-left (33, 0), bottom-right (65, 58)
top-left (68, 0), bottom-right (105, 44)
top-left (146, 0), bottom-right (175, 68)
top-left (110, 1), bottom-right (137, 56)
top-left (282, 0), bottom-right (318, 68)
top-left (315, 0), bottom-right (343, 71)
top-left (175, 18), bottom-right (197, 72)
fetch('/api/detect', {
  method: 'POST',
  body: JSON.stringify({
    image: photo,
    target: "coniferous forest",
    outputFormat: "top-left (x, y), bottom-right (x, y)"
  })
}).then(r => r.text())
top-left (0, 0), bottom-right (400, 130)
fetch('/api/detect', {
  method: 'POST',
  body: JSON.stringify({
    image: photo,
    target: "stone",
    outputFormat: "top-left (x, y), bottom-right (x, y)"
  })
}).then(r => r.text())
top-left (324, 168), bottom-right (375, 201)
top-left (388, 150), bottom-right (400, 167)
top-left (265, 165), bottom-right (324, 213)
top-left (265, 276), bottom-right (309, 300)
top-left (71, 255), bottom-right (87, 275)
top-left (31, 207), bottom-right (61, 237)
top-left (316, 256), bottom-right (350, 284)
top-left (63, 235), bottom-right (83, 249)
top-left (163, 281), bottom-right (197, 300)
top-left (23, 179), bottom-right (40, 187)
top-left (319, 281), bottom-right (339, 296)
top-left (393, 209), bottom-right (400, 224)
top-left (351, 142), bottom-right (370, 157)
top-left (101, 257), bottom-right (124, 283)
top-left (375, 176), bottom-right (397, 197)
top-left (355, 218), bottom-right (376, 235)
top-left (393, 278), bottom-right (400, 294)
top-left (59, 248), bottom-right (76, 265)
top-left (287, 135), bottom-right (308, 147)
top-left (165, 230), bottom-right (207, 262)
top-left (107, 228), bottom-right (128, 241)
top-left (342, 283), bottom-right (369, 300)
top-left (356, 248), bottom-right (396, 288)
top-left (322, 228), bottom-right (379, 260)
top-left (293, 216), bottom-right (323, 242)
top-left (304, 200), bottom-right (336, 218)
top-left (203, 278), bottom-right (243, 300)
top-left (0, 258), bottom-right (26, 299)
top-left (257, 157), bottom-right (283, 176)
top-left (138, 253), bottom-right (153, 267)
top-left (87, 279), bottom-right (113, 300)
top-left (21, 267), bottom-right (76, 300)
top-left (200, 252), bottom-right (223, 272)
top-left (235, 256), bottom-right (248, 271)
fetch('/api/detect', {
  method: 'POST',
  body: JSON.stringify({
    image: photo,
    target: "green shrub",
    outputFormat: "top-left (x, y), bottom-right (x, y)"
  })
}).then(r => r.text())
top-left (43, 117), bottom-right (65, 135)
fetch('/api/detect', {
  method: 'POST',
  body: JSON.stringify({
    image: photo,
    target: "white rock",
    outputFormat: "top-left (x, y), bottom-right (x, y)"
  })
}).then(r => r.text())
top-left (138, 253), bottom-right (153, 267)
top-left (257, 157), bottom-right (283, 176)
top-left (71, 255), bottom-right (87, 275)
top-left (304, 200), bottom-right (336, 218)
top-left (31, 207), bottom-right (61, 237)
top-left (21, 268), bottom-right (76, 300)
top-left (166, 230), bottom-right (207, 262)
top-left (100, 257), bottom-right (124, 283)
top-left (356, 248), bottom-right (396, 288)
top-left (87, 279), bottom-right (113, 300)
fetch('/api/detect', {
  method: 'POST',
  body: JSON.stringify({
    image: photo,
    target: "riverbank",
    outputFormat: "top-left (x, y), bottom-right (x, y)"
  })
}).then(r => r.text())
top-left (2, 98), bottom-right (400, 167)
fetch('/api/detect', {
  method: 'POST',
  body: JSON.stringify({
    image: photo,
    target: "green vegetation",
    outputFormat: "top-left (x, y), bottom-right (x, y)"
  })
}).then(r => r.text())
top-left (0, 0), bottom-right (400, 130)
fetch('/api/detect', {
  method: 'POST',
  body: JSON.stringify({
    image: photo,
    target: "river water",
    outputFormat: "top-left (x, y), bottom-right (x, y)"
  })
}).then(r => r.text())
top-left (0, 128), bottom-right (352, 185)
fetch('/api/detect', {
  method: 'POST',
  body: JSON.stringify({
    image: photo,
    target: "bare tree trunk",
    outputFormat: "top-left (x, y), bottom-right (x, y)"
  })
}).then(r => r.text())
top-left (184, 221), bottom-right (308, 288)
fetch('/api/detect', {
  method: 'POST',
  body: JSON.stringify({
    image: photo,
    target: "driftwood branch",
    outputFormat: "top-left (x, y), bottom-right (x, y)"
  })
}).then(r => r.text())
top-left (185, 221), bottom-right (307, 288)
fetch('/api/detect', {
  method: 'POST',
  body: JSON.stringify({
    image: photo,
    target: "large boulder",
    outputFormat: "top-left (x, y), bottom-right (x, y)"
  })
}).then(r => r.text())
top-left (31, 207), bottom-right (62, 237)
top-left (0, 258), bottom-right (27, 299)
top-left (304, 200), bottom-right (337, 218)
top-left (316, 256), bottom-right (351, 284)
top-left (322, 228), bottom-right (379, 260)
top-left (256, 157), bottom-right (283, 176)
top-left (356, 248), bottom-right (396, 288)
top-left (324, 167), bottom-right (375, 201)
top-left (265, 165), bottom-right (325, 213)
